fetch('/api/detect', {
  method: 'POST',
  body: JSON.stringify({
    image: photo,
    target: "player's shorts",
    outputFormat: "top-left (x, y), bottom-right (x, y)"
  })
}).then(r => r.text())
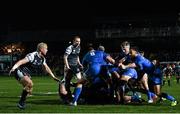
top-left (69, 65), bottom-right (81, 74)
top-left (149, 76), bottom-right (162, 85)
top-left (109, 67), bottom-right (120, 73)
top-left (14, 68), bottom-right (31, 81)
top-left (122, 68), bottom-right (138, 79)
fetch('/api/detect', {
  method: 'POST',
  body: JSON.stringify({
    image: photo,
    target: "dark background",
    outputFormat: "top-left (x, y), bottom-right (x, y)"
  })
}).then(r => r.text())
top-left (1, 1), bottom-right (180, 60)
top-left (2, 1), bottom-right (179, 31)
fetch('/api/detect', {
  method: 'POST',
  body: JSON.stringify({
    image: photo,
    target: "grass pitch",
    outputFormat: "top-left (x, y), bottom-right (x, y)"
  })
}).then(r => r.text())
top-left (0, 75), bottom-right (179, 113)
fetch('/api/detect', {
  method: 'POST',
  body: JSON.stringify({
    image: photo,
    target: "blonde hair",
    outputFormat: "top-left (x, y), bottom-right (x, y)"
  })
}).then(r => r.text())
top-left (37, 42), bottom-right (47, 52)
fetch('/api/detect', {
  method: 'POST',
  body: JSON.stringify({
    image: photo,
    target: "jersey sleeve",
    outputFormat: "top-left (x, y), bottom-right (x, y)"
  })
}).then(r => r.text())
top-left (25, 52), bottom-right (35, 63)
top-left (64, 45), bottom-right (72, 55)
top-left (43, 58), bottom-right (46, 65)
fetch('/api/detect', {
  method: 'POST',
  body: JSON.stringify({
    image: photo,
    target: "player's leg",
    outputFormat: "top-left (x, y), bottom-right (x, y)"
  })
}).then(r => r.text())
top-left (160, 92), bottom-right (178, 106)
top-left (140, 73), bottom-right (155, 103)
top-left (163, 75), bottom-right (166, 86)
top-left (14, 69), bottom-right (33, 109)
top-left (119, 75), bottom-right (131, 104)
top-left (19, 76), bottom-right (33, 109)
top-left (70, 72), bottom-right (83, 106)
top-left (60, 69), bottom-right (73, 104)
top-left (167, 74), bottom-right (171, 86)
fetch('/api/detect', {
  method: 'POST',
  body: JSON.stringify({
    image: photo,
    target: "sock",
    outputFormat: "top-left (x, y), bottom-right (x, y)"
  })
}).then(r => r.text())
top-left (151, 92), bottom-right (156, 98)
top-left (161, 93), bottom-right (175, 101)
top-left (72, 87), bottom-right (82, 103)
top-left (19, 89), bottom-right (28, 104)
top-left (147, 90), bottom-right (152, 100)
top-left (168, 80), bottom-right (170, 86)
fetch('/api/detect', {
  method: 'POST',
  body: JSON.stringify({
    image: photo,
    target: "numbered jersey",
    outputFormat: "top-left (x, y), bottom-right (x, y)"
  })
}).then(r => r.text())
top-left (19, 51), bottom-right (46, 75)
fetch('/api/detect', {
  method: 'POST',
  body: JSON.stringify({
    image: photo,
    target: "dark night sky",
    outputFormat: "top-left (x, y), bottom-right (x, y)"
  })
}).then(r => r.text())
top-left (2, 1), bottom-right (180, 31)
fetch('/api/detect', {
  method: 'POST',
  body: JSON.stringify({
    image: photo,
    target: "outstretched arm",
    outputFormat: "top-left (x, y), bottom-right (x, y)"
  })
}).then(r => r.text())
top-left (9, 58), bottom-right (29, 75)
top-left (43, 63), bottom-right (60, 82)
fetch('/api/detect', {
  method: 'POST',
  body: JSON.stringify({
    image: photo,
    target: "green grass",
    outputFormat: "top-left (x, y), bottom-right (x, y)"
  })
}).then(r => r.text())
top-left (0, 75), bottom-right (180, 113)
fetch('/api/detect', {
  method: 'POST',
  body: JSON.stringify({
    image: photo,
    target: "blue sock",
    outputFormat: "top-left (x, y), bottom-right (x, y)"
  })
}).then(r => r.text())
top-left (147, 90), bottom-right (151, 100)
top-left (151, 92), bottom-right (156, 98)
top-left (161, 93), bottom-right (175, 101)
top-left (166, 94), bottom-right (175, 101)
top-left (73, 87), bottom-right (82, 103)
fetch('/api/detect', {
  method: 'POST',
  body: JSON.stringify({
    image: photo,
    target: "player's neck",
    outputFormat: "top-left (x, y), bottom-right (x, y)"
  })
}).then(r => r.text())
top-left (38, 52), bottom-right (45, 58)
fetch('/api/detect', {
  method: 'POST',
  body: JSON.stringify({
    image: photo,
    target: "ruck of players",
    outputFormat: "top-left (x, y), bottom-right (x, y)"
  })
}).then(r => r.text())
top-left (58, 36), bottom-right (178, 107)
top-left (9, 36), bottom-right (178, 109)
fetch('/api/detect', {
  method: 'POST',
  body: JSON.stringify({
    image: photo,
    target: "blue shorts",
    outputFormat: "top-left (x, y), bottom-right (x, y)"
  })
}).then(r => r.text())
top-left (109, 67), bottom-right (120, 73)
top-left (122, 68), bottom-right (138, 79)
top-left (150, 76), bottom-right (162, 85)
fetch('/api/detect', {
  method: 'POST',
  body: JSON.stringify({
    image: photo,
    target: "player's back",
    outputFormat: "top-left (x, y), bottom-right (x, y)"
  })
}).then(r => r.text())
top-left (135, 54), bottom-right (154, 74)
top-left (83, 50), bottom-right (108, 65)
top-left (82, 50), bottom-right (108, 77)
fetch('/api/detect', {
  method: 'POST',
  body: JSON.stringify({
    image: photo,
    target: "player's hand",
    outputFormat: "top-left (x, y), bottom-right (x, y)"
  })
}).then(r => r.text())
top-left (119, 63), bottom-right (126, 69)
top-left (79, 64), bottom-right (84, 71)
top-left (65, 66), bottom-right (71, 72)
top-left (53, 76), bottom-right (60, 82)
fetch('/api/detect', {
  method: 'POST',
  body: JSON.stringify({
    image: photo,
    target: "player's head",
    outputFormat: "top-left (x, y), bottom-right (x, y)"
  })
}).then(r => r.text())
top-left (37, 42), bottom-right (48, 55)
top-left (139, 51), bottom-right (144, 56)
top-left (129, 46), bottom-right (139, 58)
top-left (73, 36), bottom-right (81, 47)
top-left (121, 41), bottom-right (130, 54)
top-left (87, 43), bottom-right (94, 51)
top-left (98, 45), bottom-right (105, 52)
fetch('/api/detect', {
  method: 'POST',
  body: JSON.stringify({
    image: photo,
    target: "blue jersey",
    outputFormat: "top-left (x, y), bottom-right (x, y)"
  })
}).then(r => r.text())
top-left (82, 50), bottom-right (109, 80)
top-left (134, 54), bottom-right (155, 75)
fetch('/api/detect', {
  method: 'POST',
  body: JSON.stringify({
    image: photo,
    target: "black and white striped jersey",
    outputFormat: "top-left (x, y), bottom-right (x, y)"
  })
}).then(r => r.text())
top-left (64, 45), bottom-right (80, 66)
top-left (19, 51), bottom-right (46, 75)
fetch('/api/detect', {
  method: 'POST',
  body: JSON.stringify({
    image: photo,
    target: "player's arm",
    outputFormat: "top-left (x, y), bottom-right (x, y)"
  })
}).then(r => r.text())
top-left (106, 55), bottom-right (115, 65)
top-left (77, 56), bottom-right (83, 68)
top-left (64, 54), bottom-right (70, 69)
top-left (119, 62), bottom-right (137, 69)
top-left (118, 57), bottom-right (126, 63)
top-left (43, 63), bottom-right (60, 82)
top-left (64, 46), bottom-right (72, 69)
top-left (9, 58), bottom-right (29, 75)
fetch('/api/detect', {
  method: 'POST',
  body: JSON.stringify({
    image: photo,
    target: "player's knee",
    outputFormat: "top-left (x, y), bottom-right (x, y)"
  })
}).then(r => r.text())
top-left (25, 81), bottom-right (33, 93)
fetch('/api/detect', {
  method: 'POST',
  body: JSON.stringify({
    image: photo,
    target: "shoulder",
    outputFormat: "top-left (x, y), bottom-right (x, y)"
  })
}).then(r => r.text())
top-left (66, 45), bottom-right (73, 50)
top-left (26, 51), bottom-right (37, 57)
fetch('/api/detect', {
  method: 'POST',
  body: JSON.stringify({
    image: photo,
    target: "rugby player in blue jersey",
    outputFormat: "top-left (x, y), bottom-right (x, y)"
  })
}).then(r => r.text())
top-left (120, 46), bottom-right (157, 103)
top-left (74, 45), bottom-right (116, 105)
top-left (149, 59), bottom-right (178, 106)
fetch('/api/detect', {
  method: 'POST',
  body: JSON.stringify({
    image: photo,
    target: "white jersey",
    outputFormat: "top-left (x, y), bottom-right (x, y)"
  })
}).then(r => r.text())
top-left (19, 51), bottom-right (46, 75)
top-left (64, 45), bottom-right (80, 66)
